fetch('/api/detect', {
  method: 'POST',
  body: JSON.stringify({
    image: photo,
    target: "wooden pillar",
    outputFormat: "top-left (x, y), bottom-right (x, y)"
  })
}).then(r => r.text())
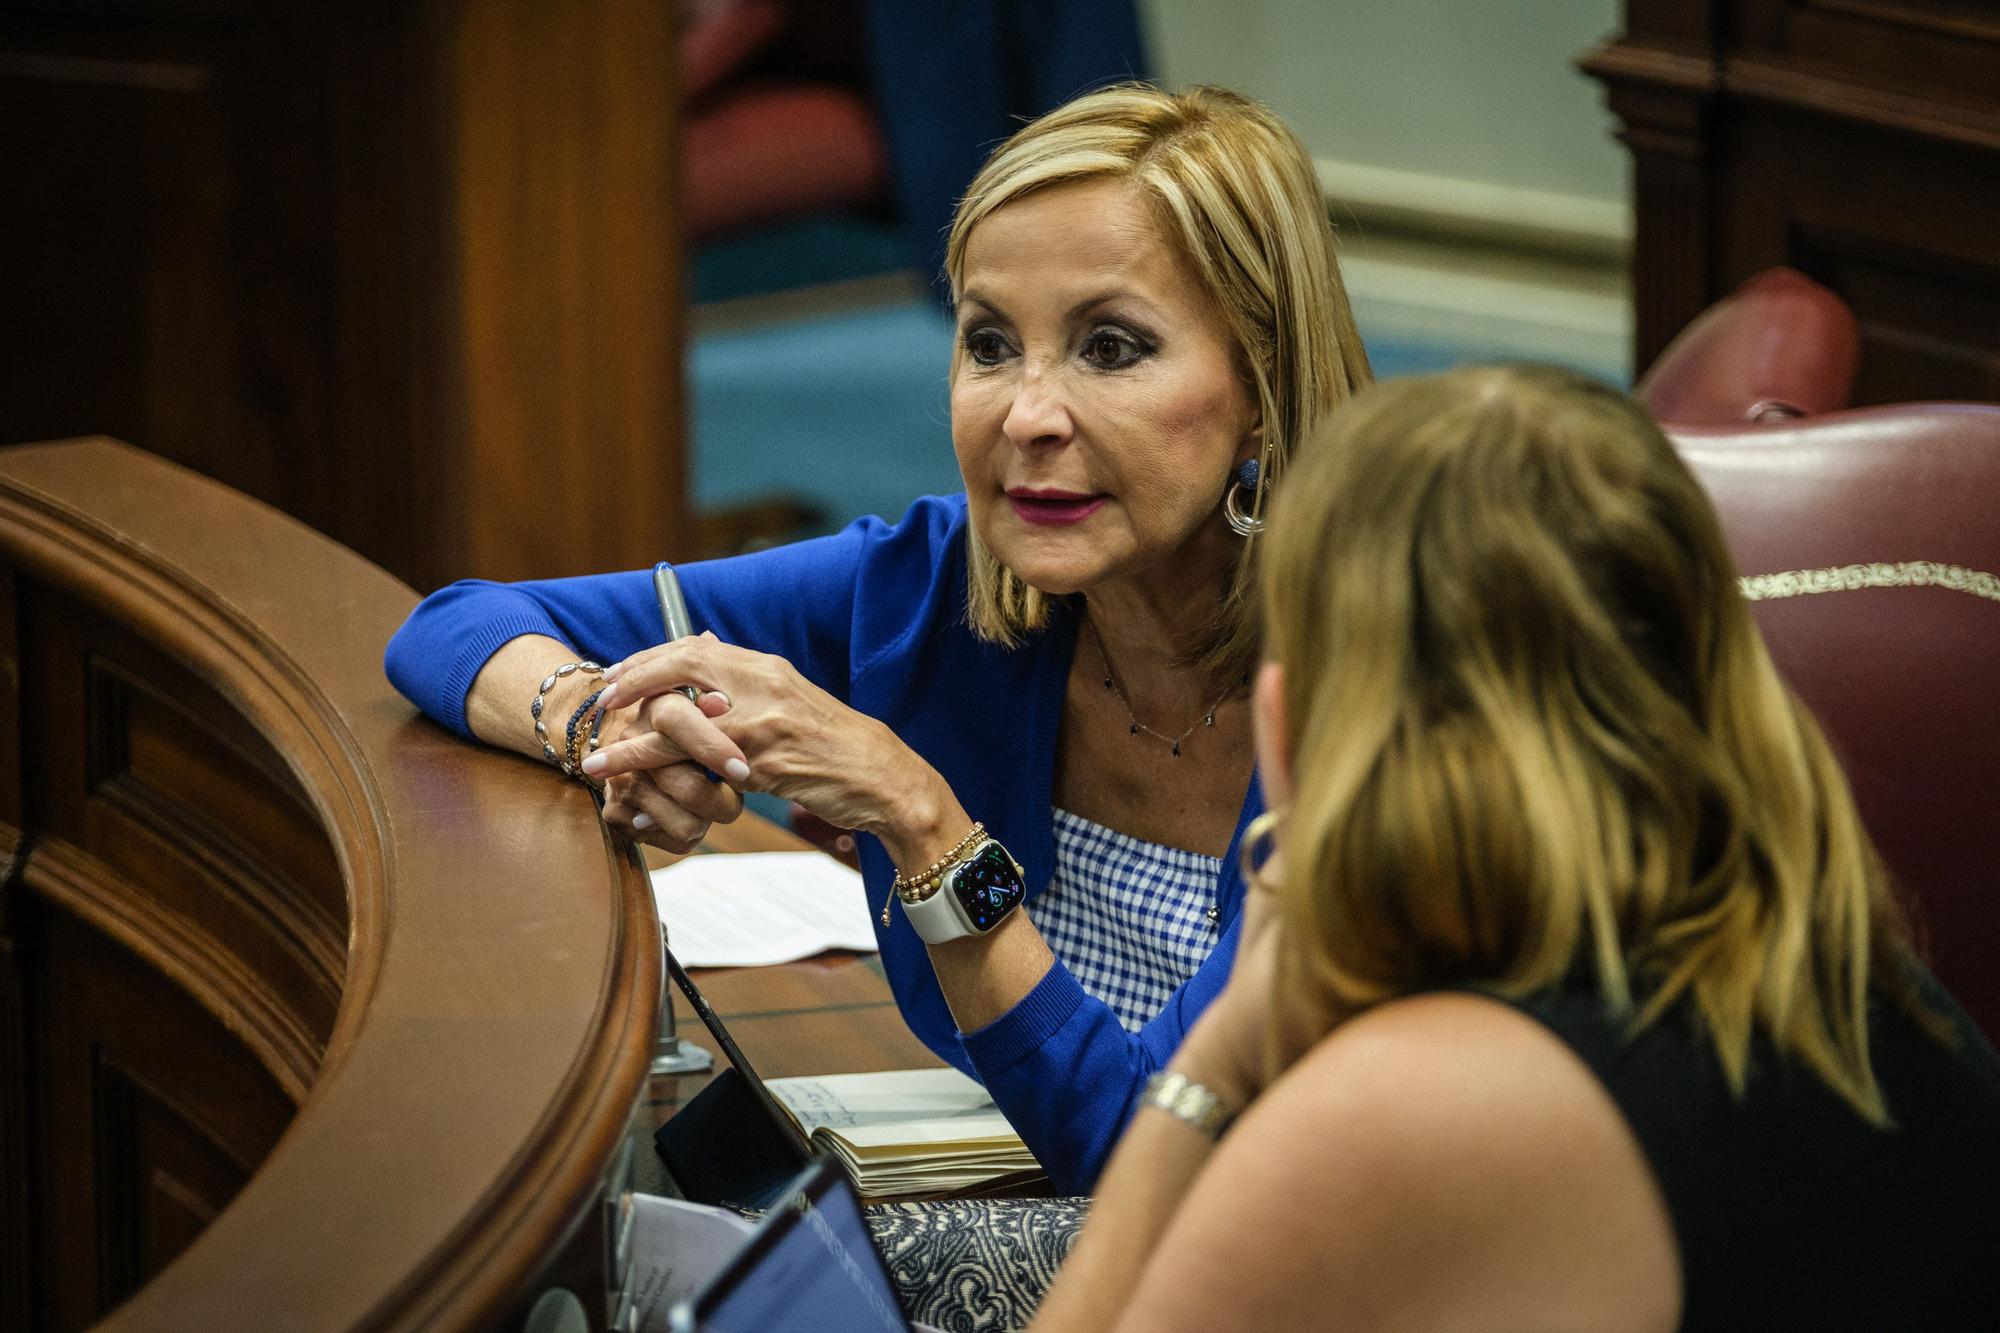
top-left (0, 2), bottom-right (689, 593)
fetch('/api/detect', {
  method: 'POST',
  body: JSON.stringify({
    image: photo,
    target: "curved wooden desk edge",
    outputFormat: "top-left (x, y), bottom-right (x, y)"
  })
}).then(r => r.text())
top-left (0, 438), bottom-right (659, 1329)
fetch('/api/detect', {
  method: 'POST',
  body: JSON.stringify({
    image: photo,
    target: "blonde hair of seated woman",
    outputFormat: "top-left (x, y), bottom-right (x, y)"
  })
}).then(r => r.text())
top-left (1033, 364), bottom-right (1941, 1333)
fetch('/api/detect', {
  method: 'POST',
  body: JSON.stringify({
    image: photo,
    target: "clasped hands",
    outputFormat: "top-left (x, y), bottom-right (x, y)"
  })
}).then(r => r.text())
top-left (581, 632), bottom-right (940, 855)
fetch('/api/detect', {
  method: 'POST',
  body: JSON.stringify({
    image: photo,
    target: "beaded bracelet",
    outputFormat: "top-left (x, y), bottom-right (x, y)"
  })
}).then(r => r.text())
top-left (882, 821), bottom-right (988, 925)
top-left (564, 688), bottom-right (607, 776)
top-left (531, 661), bottom-right (603, 774)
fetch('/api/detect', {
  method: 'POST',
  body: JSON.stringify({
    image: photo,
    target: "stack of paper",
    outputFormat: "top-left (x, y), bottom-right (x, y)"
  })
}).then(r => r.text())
top-left (766, 1067), bottom-right (1043, 1199)
top-left (649, 851), bottom-right (877, 967)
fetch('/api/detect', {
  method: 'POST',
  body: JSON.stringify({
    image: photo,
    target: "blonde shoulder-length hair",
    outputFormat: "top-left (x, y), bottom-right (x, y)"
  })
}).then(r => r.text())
top-left (1259, 365), bottom-right (1933, 1124)
top-left (945, 83), bottom-right (1372, 684)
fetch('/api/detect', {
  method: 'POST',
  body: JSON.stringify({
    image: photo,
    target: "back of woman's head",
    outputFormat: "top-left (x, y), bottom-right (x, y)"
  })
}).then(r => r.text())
top-left (1260, 364), bottom-right (1919, 1122)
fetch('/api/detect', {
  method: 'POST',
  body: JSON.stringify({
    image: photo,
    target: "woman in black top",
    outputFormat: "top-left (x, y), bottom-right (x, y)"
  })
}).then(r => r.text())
top-left (1033, 365), bottom-right (2000, 1331)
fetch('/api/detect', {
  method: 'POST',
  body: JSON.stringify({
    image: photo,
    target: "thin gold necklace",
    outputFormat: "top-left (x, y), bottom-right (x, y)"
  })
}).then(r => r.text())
top-left (1084, 618), bottom-right (1241, 758)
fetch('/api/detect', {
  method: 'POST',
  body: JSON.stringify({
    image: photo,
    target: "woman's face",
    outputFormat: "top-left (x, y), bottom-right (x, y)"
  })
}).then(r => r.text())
top-left (951, 178), bottom-right (1259, 599)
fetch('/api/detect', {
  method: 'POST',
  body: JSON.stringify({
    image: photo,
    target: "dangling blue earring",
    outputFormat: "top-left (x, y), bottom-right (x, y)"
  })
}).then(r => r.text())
top-left (1224, 456), bottom-right (1264, 536)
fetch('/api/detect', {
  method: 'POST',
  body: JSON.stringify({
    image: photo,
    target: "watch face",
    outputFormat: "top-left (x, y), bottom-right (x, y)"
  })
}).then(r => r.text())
top-left (950, 843), bottom-right (1025, 932)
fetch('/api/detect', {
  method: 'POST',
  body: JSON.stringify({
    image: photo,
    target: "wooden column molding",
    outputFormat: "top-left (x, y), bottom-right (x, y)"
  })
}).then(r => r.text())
top-left (0, 438), bottom-right (659, 1330)
top-left (1584, 1), bottom-right (2000, 400)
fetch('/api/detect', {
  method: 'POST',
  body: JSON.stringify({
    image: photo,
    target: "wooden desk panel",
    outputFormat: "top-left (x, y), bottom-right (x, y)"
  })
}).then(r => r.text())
top-left (1584, 1), bottom-right (2000, 400)
top-left (0, 0), bottom-right (688, 592)
top-left (0, 439), bottom-right (659, 1331)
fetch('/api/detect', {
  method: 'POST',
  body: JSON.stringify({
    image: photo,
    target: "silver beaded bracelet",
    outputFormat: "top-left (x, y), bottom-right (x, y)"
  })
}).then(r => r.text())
top-left (531, 661), bottom-right (604, 775)
top-left (1141, 1069), bottom-right (1236, 1140)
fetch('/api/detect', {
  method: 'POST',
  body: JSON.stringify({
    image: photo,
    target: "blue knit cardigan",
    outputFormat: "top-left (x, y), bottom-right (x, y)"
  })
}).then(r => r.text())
top-left (383, 494), bottom-right (1260, 1191)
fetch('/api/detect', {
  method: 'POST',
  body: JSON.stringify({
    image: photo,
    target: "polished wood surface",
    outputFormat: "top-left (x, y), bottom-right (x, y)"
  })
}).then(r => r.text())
top-left (1584, 1), bottom-right (2000, 401)
top-left (0, 438), bottom-right (658, 1330)
top-left (0, 1), bottom-right (688, 591)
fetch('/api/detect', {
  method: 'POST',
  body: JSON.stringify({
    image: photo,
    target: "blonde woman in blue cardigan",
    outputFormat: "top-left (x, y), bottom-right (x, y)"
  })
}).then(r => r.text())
top-left (385, 84), bottom-right (1371, 1191)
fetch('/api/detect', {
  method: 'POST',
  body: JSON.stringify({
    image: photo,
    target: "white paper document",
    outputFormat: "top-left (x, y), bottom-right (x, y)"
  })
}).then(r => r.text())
top-left (650, 851), bottom-right (877, 967)
top-left (620, 1195), bottom-right (756, 1331)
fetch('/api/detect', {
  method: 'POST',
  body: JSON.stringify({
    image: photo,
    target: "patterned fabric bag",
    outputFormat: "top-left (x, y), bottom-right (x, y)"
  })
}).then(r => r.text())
top-left (865, 1196), bottom-right (1090, 1331)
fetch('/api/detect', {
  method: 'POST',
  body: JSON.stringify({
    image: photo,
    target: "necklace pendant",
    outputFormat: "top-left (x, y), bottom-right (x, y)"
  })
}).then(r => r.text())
top-left (1203, 712), bottom-right (1214, 726)
top-left (1171, 742), bottom-right (1181, 757)
top-left (1129, 723), bottom-right (1139, 735)
top-left (1103, 675), bottom-right (1114, 689)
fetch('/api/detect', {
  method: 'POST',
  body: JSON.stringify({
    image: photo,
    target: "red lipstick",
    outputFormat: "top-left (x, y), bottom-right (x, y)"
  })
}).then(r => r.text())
top-left (1006, 488), bottom-right (1107, 526)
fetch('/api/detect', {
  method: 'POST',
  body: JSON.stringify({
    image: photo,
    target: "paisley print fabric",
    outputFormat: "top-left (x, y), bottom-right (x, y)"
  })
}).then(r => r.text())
top-left (865, 1197), bottom-right (1090, 1331)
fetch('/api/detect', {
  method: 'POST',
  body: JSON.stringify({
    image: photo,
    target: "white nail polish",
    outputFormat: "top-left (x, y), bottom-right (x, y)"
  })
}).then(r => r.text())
top-left (632, 812), bottom-right (655, 830)
top-left (723, 758), bottom-right (751, 784)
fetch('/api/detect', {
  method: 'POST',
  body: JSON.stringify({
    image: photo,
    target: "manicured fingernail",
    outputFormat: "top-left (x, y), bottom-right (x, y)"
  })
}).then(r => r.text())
top-left (581, 753), bottom-right (608, 776)
top-left (706, 690), bottom-right (730, 709)
top-left (631, 812), bottom-right (655, 830)
top-left (595, 683), bottom-right (619, 709)
top-left (723, 758), bottom-right (750, 784)
top-left (604, 660), bottom-right (625, 681)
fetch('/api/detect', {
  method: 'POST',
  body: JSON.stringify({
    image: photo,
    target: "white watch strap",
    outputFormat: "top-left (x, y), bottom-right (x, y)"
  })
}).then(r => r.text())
top-left (903, 881), bottom-right (973, 944)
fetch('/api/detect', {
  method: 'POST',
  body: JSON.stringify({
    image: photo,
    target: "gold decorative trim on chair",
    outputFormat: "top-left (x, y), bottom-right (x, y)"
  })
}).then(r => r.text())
top-left (1739, 561), bottom-right (2000, 604)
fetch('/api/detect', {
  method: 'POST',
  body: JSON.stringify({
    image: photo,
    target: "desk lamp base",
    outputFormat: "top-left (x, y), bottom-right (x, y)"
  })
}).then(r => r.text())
top-left (650, 1038), bottom-right (713, 1076)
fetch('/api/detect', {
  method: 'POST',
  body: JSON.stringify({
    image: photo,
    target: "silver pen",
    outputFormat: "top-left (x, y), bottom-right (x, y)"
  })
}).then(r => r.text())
top-left (651, 562), bottom-right (703, 703)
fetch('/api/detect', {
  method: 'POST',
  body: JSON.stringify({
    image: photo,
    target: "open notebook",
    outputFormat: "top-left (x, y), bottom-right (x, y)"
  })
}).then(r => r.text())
top-left (766, 1068), bottom-right (1041, 1198)
top-left (654, 950), bottom-right (1043, 1207)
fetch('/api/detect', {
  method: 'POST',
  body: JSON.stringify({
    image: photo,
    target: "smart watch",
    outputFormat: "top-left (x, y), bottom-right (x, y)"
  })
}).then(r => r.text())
top-left (899, 836), bottom-right (1027, 945)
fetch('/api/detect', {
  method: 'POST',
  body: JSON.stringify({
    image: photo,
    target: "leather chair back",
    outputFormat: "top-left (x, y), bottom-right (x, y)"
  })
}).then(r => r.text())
top-left (1672, 405), bottom-right (2000, 1040)
top-left (1643, 269), bottom-right (1860, 425)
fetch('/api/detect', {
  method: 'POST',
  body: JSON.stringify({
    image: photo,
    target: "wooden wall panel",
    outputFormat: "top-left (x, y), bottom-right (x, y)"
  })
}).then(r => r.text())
top-left (1741, 1), bottom-right (2000, 104)
top-left (1585, 1), bottom-right (2000, 401)
top-left (0, 1), bottom-right (687, 592)
top-left (0, 827), bottom-right (28, 1333)
top-left (445, 0), bottom-right (687, 584)
top-left (21, 584), bottom-right (343, 1097)
top-left (30, 899), bottom-right (294, 1328)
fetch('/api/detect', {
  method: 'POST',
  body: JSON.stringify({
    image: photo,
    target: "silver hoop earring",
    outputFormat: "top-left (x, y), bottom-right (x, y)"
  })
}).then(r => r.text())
top-left (1224, 457), bottom-right (1264, 537)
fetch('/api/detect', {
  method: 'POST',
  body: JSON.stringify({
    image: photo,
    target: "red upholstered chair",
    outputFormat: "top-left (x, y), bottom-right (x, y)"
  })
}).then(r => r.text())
top-left (680, 0), bottom-right (889, 243)
top-left (1671, 405), bottom-right (2000, 1041)
top-left (1642, 269), bottom-right (1861, 426)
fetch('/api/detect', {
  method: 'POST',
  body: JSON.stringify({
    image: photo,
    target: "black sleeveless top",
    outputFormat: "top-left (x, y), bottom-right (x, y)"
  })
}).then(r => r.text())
top-left (1506, 972), bottom-right (2000, 1331)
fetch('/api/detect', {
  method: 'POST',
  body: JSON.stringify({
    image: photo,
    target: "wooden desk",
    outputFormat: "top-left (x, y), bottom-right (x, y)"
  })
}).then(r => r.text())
top-left (0, 439), bottom-right (658, 1331)
top-left (642, 826), bottom-right (943, 1138)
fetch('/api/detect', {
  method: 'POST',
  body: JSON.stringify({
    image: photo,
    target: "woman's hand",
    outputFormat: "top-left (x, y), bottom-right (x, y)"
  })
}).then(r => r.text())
top-left (588, 634), bottom-right (954, 849)
top-left (593, 691), bottom-right (747, 854)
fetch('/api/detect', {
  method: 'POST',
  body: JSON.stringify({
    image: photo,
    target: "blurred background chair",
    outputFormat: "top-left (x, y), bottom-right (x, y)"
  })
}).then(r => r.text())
top-left (681, 0), bottom-right (890, 246)
top-left (1641, 268), bottom-right (1861, 426)
top-left (1671, 404), bottom-right (2000, 1042)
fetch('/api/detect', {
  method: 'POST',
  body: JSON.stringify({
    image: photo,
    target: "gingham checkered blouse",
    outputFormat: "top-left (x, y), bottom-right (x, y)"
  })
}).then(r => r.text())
top-left (1032, 807), bottom-right (1225, 1032)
